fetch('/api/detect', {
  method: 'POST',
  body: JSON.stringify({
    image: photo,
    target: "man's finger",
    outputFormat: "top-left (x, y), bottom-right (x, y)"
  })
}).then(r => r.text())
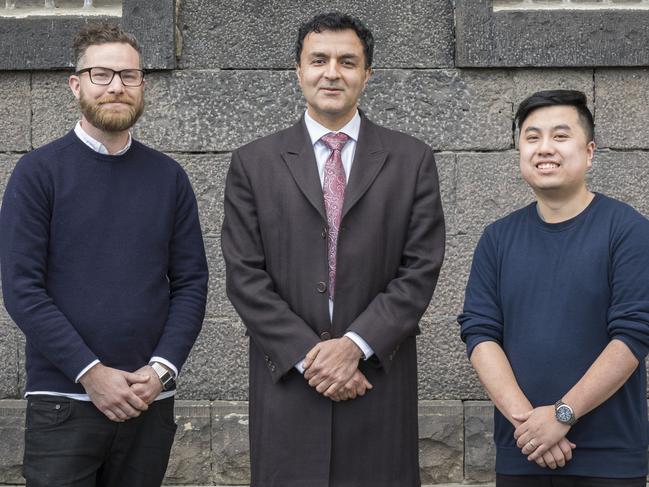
top-left (542, 451), bottom-right (556, 470)
top-left (303, 345), bottom-right (321, 368)
top-left (124, 371), bottom-right (149, 384)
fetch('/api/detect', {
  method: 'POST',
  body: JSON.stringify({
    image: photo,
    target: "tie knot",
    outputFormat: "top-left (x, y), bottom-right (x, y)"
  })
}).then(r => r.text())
top-left (321, 132), bottom-right (349, 152)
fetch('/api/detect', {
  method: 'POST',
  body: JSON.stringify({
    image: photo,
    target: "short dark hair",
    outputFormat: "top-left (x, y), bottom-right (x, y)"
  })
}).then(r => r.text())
top-left (73, 23), bottom-right (141, 69)
top-left (514, 90), bottom-right (595, 142)
top-left (295, 12), bottom-right (374, 69)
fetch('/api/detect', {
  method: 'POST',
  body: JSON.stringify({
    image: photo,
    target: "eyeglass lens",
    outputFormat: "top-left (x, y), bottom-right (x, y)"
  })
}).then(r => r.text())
top-left (89, 67), bottom-right (143, 86)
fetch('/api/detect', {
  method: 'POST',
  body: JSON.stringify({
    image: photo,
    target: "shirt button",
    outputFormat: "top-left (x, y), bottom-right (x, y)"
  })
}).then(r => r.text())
top-left (320, 331), bottom-right (331, 340)
top-left (316, 282), bottom-right (327, 293)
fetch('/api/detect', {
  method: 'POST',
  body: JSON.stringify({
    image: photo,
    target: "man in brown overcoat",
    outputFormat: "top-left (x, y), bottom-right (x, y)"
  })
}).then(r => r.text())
top-left (221, 12), bottom-right (445, 487)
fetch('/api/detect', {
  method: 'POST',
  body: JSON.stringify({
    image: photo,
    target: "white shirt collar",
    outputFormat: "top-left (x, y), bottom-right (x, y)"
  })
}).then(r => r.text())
top-left (304, 110), bottom-right (361, 146)
top-left (74, 121), bottom-right (132, 156)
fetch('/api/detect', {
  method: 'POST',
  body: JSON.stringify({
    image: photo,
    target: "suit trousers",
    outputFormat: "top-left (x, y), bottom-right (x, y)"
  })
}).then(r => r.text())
top-left (23, 394), bottom-right (177, 487)
top-left (496, 474), bottom-right (647, 487)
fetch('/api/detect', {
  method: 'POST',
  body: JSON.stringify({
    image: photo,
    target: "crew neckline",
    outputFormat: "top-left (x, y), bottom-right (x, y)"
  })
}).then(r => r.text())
top-left (530, 192), bottom-right (601, 232)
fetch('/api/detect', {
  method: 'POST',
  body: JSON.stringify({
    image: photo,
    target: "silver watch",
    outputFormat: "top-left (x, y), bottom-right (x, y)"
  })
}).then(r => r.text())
top-left (151, 362), bottom-right (176, 391)
top-left (554, 400), bottom-right (577, 426)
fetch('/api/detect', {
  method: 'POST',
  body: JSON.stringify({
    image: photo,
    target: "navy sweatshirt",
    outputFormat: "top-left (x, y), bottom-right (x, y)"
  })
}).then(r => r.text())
top-left (459, 193), bottom-right (649, 477)
top-left (0, 130), bottom-right (208, 394)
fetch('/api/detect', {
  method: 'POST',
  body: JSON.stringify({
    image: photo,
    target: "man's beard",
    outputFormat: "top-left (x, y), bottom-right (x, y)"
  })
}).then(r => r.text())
top-left (79, 90), bottom-right (144, 132)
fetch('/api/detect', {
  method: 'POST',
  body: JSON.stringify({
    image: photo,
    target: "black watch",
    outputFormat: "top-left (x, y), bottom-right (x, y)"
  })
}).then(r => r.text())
top-left (554, 400), bottom-right (577, 426)
top-left (151, 362), bottom-right (176, 391)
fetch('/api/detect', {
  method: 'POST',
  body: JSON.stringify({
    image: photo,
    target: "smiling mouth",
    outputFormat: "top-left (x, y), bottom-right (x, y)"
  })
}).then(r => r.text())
top-left (536, 162), bottom-right (560, 169)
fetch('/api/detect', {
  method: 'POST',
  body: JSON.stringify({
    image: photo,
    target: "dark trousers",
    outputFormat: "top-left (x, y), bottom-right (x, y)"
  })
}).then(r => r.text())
top-left (23, 395), bottom-right (177, 487)
top-left (497, 474), bottom-right (647, 487)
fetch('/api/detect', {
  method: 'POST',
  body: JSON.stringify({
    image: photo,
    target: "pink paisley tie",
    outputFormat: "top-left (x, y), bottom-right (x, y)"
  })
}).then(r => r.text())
top-left (321, 132), bottom-right (350, 300)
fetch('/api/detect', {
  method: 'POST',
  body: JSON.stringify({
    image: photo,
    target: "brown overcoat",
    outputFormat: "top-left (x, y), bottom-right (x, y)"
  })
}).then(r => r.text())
top-left (221, 112), bottom-right (445, 487)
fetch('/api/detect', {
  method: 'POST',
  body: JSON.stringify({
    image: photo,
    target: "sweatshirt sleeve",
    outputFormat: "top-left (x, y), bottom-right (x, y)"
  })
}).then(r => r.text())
top-left (458, 226), bottom-right (504, 358)
top-left (606, 210), bottom-right (649, 361)
top-left (0, 156), bottom-right (98, 381)
top-left (151, 167), bottom-right (208, 373)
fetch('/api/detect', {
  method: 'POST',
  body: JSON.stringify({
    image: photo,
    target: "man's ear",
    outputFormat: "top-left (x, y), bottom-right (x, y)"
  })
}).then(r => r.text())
top-left (586, 140), bottom-right (596, 169)
top-left (69, 74), bottom-right (81, 100)
top-left (295, 63), bottom-right (302, 84)
top-left (363, 67), bottom-right (372, 89)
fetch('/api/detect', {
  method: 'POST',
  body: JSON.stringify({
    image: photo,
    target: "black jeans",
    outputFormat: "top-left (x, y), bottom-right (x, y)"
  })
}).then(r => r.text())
top-left (23, 395), bottom-right (177, 487)
top-left (497, 474), bottom-right (647, 487)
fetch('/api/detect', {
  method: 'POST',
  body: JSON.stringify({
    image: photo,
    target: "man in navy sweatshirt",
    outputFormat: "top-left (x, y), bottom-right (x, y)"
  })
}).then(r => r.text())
top-left (0, 23), bottom-right (208, 486)
top-left (459, 90), bottom-right (649, 486)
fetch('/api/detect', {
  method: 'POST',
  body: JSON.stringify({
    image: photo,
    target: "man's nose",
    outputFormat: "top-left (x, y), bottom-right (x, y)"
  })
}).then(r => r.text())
top-left (537, 136), bottom-right (555, 154)
top-left (324, 60), bottom-right (340, 79)
top-left (106, 73), bottom-right (126, 93)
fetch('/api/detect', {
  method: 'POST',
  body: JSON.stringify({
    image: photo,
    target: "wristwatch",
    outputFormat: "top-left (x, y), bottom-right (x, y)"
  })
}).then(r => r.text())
top-left (151, 362), bottom-right (176, 391)
top-left (554, 400), bottom-right (577, 426)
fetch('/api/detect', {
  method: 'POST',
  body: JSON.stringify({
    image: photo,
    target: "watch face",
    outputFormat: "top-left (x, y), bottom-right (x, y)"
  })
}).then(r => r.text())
top-left (556, 405), bottom-right (573, 423)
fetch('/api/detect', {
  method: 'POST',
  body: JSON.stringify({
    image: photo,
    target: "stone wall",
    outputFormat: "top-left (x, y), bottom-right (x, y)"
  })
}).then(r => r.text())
top-left (1, 0), bottom-right (649, 484)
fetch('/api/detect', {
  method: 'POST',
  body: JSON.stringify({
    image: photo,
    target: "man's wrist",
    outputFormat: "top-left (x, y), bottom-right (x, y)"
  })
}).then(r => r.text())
top-left (342, 336), bottom-right (364, 360)
top-left (151, 362), bottom-right (176, 391)
top-left (554, 400), bottom-right (578, 426)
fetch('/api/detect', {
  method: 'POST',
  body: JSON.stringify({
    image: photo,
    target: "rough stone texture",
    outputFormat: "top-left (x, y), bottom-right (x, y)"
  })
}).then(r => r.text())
top-left (589, 151), bottom-right (649, 217)
top-left (428, 234), bottom-right (479, 321)
top-left (418, 400), bottom-right (464, 484)
top-left (179, 0), bottom-right (454, 69)
top-left (0, 73), bottom-right (31, 152)
top-left (0, 1), bottom-right (175, 70)
top-left (418, 316), bottom-right (485, 401)
top-left (0, 154), bottom-right (19, 205)
top-left (205, 236), bottom-right (229, 319)
top-left (178, 317), bottom-right (248, 401)
top-left (595, 69), bottom-right (649, 149)
top-left (512, 69), bottom-right (595, 123)
top-left (0, 324), bottom-right (19, 399)
top-left (31, 71), bottom-right (78, 148)
top-left (0, 400), bottom-right (25, 483)
top-left (134, 70), bottom-right (304, 153)
top-left (164, 401), bottom-right (212, 485)
top-left (456, 4), bottom-right (649, 67)
top-left (212, 401), bottom-right (250, 485)
top-left (172, 153), bottom-right (231, 238)
top-left (456, 151), bottom-right (535, 236)
top-left (464, 401), bottom-right (496, 483)
top-left (363, 69), bottom-right (513, 151)
top-left (434, 153), bottom-right (457, 237)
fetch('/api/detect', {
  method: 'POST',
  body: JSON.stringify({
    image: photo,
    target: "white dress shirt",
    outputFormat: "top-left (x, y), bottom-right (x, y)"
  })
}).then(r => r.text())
top-left (25, 123), bottom-right (176, 401)
top-left (295, 110), bottom-right (375, 373)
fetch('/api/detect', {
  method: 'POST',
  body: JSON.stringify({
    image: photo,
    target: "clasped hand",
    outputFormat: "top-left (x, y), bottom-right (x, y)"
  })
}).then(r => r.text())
top-left (79, 363), bottom-right (164, 423)
top-left (303, 337), bottom-right (372, 401)
top-left (512, 405), bottom-right (576, 469)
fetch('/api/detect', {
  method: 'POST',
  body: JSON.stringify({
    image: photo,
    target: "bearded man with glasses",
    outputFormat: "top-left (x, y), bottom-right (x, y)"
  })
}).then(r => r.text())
top-left (0, 23), bottom-right (208, 487)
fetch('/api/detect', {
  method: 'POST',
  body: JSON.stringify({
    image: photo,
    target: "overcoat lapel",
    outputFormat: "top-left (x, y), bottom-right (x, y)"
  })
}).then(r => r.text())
top-left (280, 118), bottom-right (327, 222)
top-left (342, 115), bottom-right (388, 220)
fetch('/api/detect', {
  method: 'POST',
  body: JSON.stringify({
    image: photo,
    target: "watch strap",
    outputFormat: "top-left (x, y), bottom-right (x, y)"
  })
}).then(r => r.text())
top-left (151, 362), bottom-right (175, 391)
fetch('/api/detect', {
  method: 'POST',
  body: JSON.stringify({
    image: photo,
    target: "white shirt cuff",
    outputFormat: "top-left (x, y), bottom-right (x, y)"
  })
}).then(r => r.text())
top-left (75, 359), bottom-right (100, 383)
top-left (150, 357), bottom-right (178, 377)
top-left (295, 359), bottom-right (306, 374)
top-left (344, 332), bottom-right (374, 360)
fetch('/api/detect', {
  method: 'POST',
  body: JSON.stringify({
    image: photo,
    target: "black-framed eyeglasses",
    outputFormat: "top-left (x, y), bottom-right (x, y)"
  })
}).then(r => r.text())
top-left (75, 67), bottom-right (145, 87)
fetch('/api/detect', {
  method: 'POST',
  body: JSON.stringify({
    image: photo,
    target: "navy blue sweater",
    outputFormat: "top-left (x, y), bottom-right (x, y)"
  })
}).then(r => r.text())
top-left (0, 131), bottom-right (208, 394)
top-left (459, 194), bottom-right (649, 477)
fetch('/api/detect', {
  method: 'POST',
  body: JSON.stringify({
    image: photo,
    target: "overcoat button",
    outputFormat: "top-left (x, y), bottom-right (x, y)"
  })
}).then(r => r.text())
top-left (321, 227), bottom-right (328, 239)
top-left (320, 331), bottom-right (331, 340)
top-left (316, 282), bottom-right (327, 293)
